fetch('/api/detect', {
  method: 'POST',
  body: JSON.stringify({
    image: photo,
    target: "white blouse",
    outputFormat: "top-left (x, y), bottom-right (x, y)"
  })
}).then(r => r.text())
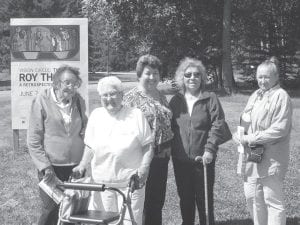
top-left (51, 88), bottom-right (72, 132)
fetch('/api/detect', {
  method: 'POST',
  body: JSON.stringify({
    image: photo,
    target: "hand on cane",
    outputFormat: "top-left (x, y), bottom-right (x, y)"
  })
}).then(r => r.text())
top-left (195, 152), bottom-right (214, 164)
top-left (202, 151), bottom-right (214, 164)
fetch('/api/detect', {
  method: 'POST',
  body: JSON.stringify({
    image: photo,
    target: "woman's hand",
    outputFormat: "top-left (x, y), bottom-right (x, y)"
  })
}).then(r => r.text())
top-left (136, 166), bottom-right (149, 188)
top-left (43, 166), bottom-right (56, 184)
top-left (202, 151), bottom-right (214, 164)
top-left (72, 165), bottom-right (86, 179)
top-left (156, 146), bottom-right (171, 158)
top-left (233, 132), bottom-right (249, 146)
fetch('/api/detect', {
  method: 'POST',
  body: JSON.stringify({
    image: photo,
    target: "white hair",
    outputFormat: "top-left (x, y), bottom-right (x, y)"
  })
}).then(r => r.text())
top-left (97, 76), bottom-right (123, 95)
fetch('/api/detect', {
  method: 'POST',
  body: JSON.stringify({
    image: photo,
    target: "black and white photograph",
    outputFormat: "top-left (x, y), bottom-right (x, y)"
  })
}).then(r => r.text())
top-left (0, 0), bottom-right (299, 225)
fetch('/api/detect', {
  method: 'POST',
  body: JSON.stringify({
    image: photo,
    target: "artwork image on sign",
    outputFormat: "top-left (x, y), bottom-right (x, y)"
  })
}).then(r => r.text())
top-left (11, 25), bottom-right (80, 61)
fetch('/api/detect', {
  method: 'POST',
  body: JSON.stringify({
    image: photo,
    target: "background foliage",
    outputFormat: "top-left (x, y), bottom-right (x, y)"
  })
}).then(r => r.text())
top-left (0, 0), bottom-right (299, 90)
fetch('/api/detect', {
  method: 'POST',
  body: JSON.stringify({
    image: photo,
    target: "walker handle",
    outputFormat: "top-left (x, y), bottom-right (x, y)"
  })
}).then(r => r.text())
top-left (129, 174), bottom-right (140, 193)
top-left (57, 182), bottom-right (105, 192)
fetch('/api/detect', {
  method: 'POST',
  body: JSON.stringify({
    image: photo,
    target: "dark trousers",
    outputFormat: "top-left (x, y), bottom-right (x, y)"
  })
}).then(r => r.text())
top-left (37, 165), bottom-right (75, 225)
top-left (172, 157), bottom-right (215, 225)
top-left (144, 157), bottom-right (169, 225)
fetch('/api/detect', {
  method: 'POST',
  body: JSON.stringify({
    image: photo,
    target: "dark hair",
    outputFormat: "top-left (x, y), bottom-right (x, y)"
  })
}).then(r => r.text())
top-left (136, 54), bottom-right (162, 78)
top-left (52, 65), bottom-right (82, 89)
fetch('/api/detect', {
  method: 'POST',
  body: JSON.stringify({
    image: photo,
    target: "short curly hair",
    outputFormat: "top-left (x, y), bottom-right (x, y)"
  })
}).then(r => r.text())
top-left (174, 57), bottom-right (207, 90)
top-left (136, 54), bottom-right (162, 78)
top-left (257, 56), bottom-right (280, 79)
top-left (52, 65), bottom-right (82, 89)
top-left (97, 76), bottom-right (123, 95)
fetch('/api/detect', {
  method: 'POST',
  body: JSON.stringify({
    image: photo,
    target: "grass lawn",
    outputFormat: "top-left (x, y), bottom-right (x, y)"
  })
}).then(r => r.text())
top-left (0, 85), bottom-right (299, 225)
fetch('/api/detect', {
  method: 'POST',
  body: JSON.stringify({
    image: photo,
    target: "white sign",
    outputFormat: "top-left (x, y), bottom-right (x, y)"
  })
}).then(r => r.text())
top-left (10, 18), bottom-right (88, 129)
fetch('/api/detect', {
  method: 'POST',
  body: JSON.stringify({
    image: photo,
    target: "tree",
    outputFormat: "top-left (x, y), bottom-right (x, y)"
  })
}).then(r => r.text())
top-left (231, 0), bottom-right (300, 87)
top-left (0, 0), bottom-right (84, 70)
top-left (107, 0), bottom-right (224, 78)
top-left (222, 0), bottom-right (235, 94)
top-left (85, 0), bottom-right (134, 72)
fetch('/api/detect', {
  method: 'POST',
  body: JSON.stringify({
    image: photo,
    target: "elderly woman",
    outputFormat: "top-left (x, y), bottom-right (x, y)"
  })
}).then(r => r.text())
top-left (169, 57), bottom-right (231, 225)
top-left (235, 57), bottom-right (292, 225)
top-left (27, 65), bottom-right (87, 225)
top-left (122, 54), bottom-right (173, 225)
top-left (72, 76), bottom-right (153, 225)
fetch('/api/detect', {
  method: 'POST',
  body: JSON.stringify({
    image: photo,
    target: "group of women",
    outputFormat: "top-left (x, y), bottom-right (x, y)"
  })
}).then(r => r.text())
top-left (27, 55), bottom-right (292, 225)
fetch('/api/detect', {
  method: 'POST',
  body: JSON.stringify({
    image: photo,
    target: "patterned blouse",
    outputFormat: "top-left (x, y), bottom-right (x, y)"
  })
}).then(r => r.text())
top-left (123, 87), bottom-right (174, 156)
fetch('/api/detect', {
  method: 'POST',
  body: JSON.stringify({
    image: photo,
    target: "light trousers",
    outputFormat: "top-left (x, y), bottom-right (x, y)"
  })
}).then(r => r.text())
top-left (244, 175), bottom-right (286, 225)
top-left (89, 186), bottom-right (145, 225)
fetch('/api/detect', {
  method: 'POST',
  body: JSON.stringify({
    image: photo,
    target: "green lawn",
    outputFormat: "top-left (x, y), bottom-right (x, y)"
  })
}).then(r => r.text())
top-left (0, 86), bottom-right (299, 225)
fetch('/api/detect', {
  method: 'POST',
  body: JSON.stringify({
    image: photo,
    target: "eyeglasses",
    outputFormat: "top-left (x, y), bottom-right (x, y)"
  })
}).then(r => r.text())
top-left (100, 91), bottom-right (120, 99)
top-left (60, 80), bottom-right (80, 88)
top-left (184, 72), bottom-right (202, 78)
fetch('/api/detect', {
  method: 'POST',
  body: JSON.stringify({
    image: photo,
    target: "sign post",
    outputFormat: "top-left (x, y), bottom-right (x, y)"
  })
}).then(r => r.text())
top-left (10, 18), bottom-right (89, 151)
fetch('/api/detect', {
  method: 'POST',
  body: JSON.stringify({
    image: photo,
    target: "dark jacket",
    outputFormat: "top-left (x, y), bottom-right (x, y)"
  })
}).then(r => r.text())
top-left (169, 91), bottom-right (231, 162)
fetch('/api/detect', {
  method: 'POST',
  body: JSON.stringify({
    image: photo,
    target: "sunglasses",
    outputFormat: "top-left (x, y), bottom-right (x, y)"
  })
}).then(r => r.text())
top-left (183, 72), bottom-right (201, 78)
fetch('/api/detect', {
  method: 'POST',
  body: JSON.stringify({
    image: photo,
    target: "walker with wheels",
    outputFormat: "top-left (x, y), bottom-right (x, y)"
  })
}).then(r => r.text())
top-left (57, 175), bottom-right (138, 225)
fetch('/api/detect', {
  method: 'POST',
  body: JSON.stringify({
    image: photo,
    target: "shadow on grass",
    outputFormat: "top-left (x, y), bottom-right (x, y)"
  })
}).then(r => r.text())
top-left (237, 87), bottom-right (300, 98)
top-left (89, 72), bottom-right (137, 83)
top-left (216, 217), bottom-right (299, 225)
top-left (235, 79), bottom-right (300, 98)
top-left (216, 218), bottom-right (252, 225)
top-left (0, 80), bottom-right (10, 86)
top-left (212, 83), bottom-right (300, 98)
top-left (0, 80), bottom-right (11, 91)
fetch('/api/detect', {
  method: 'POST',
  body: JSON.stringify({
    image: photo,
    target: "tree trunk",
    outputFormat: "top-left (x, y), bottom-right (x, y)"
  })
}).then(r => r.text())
top-left (106, 37), bottom-right (110, 75)
top-left (221, 0), bottom-right (235, 94)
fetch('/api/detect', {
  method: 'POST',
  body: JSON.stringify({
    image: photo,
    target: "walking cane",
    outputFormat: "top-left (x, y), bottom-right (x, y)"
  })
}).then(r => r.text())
top-left (195, 156), bottom-right (210, 225)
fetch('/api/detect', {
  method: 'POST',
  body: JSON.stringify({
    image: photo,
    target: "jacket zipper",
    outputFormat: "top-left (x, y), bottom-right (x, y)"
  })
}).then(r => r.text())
top-left (188, 117), bottom-right (192, 157)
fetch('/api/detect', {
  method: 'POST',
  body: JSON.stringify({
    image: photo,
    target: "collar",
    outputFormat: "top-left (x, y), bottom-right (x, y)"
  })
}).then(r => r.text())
top-left (178, 90), bottom-right (211, 101)
top-left (257, 84), bottom-right (280, 99)
top-left (51, 87), bottom-right (59, 103)
top-left (51, 87), bottom-right (73, 106)
top-left (134, 86), bottom-right (162, 101)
